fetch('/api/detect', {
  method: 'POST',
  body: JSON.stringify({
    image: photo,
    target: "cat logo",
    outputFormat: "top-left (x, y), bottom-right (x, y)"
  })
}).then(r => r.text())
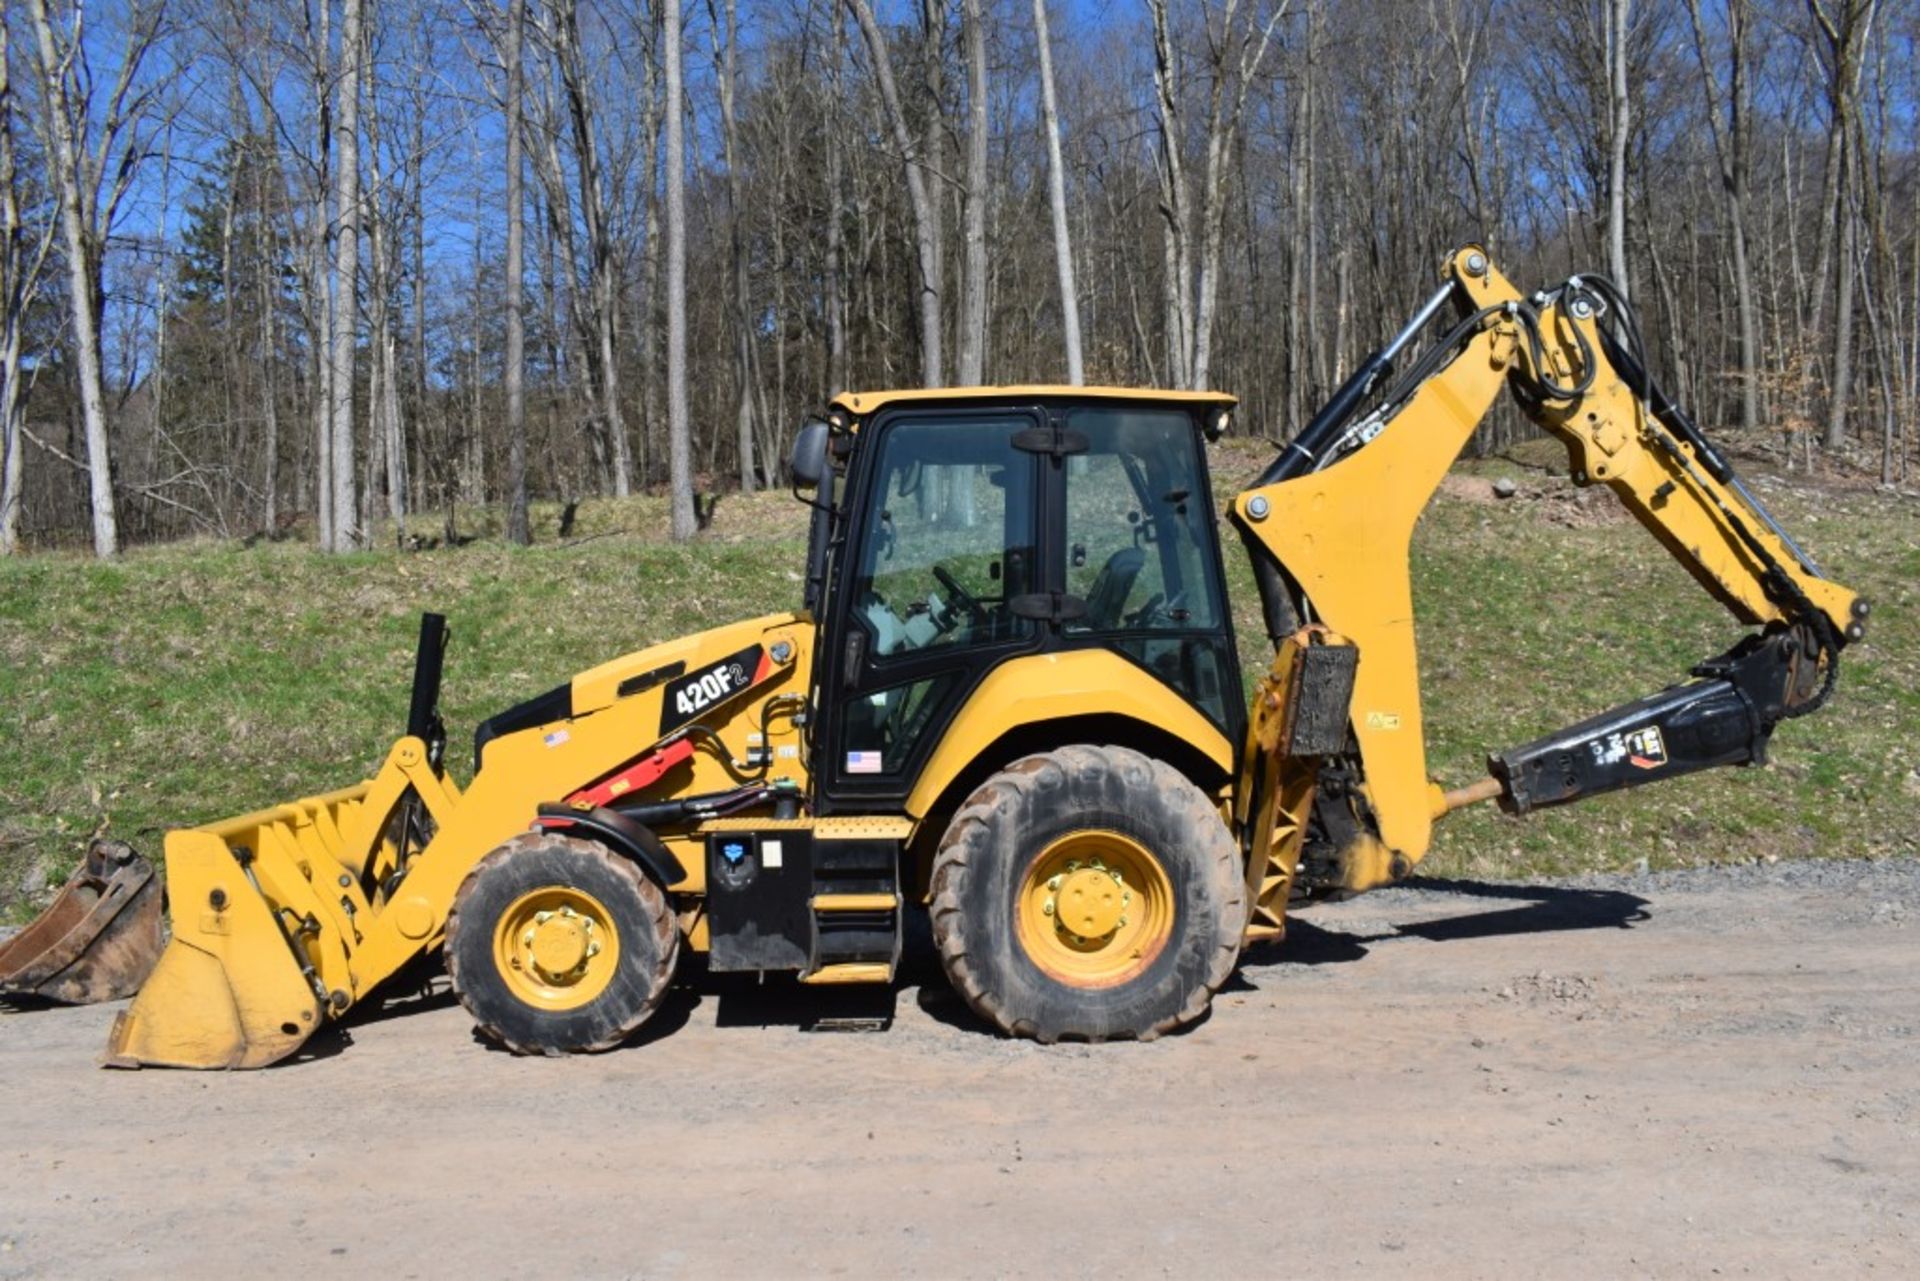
top-left (1625, 726), bottom-right (1668, 770)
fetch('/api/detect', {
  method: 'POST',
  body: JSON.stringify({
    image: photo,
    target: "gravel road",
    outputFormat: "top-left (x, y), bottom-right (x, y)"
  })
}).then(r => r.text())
top-left (2, 859), bottom-right (1915, 1279)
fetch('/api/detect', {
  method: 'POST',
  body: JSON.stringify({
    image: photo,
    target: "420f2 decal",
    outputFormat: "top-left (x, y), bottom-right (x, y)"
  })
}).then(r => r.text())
top-left (659, 644), bottom-right (771, 734)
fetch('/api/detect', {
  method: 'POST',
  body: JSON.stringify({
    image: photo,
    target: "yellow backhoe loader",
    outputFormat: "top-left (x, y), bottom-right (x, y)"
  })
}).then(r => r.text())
top-left (4, 247), bottom-right (1867, 1068)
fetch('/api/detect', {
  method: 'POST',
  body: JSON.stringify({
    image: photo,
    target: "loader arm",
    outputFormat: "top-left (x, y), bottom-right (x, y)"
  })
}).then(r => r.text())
top-left (1230, 247), bottom-right (1866, 912)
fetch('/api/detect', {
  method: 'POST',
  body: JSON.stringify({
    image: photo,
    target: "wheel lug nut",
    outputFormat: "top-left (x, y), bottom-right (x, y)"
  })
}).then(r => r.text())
top-left (1042, 900), bottom-right (1055, 916)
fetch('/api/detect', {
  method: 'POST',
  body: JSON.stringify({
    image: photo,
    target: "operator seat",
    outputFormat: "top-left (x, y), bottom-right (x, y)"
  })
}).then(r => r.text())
top-left (1083, 547), bottom-right (1147, 630)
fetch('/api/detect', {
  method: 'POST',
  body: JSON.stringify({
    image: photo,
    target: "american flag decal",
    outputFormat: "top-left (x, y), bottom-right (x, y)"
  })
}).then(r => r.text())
top-left (845, 750), bottom-right (884, 775)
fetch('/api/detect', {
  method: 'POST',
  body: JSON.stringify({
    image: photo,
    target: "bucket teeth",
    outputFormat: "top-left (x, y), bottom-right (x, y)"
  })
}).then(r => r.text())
top-left (0, 840), bottom-right (165, 1005)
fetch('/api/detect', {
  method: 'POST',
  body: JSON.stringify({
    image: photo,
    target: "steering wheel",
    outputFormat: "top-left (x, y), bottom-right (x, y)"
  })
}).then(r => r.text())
top-left (1126, 589), bottom-right (1185, 629)
top-left (931, 564), bottom-right (988, 628)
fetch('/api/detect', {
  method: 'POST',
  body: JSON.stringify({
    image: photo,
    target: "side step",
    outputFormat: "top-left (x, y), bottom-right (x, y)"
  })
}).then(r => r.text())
top-left (804, 834), bottom-right (901, 982)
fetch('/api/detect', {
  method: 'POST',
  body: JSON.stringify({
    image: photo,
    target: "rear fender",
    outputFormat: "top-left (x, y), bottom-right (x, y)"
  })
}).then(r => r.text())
top-left (905, 649), bottom-right (1234, 825)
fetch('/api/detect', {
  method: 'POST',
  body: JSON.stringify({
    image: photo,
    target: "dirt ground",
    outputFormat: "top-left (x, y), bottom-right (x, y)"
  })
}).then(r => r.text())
top-left (2, 859), bottom-right (1915, 1279)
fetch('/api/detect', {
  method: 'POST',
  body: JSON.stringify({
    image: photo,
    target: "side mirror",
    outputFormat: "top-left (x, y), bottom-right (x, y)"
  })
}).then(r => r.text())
top-left (790, 420), bottom-right (830, 490)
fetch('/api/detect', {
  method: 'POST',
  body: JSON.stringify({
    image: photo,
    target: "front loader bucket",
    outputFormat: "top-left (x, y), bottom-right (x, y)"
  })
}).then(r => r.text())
top-left (103, 829), bottom-right (324, 1070)
top-left (0, 840), bottom-right (163, 1004)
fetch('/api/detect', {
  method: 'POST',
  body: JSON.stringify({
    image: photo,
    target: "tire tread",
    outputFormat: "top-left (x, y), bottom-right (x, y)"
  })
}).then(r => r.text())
top-left (445, 831), bottom-right (679, 1056)
top-left (929, 744), bottom-right (1245, 1043)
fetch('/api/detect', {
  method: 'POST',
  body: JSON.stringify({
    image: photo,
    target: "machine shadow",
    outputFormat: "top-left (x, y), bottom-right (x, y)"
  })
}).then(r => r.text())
top-left (1236, 876), bottom-right (1652, 977)
top-left (310, 879), bottom-right (1651, 1054)
top-left (466, 982), bottom-right (702, 1054)
top-left (712, 975), bottom-right (898, 1033)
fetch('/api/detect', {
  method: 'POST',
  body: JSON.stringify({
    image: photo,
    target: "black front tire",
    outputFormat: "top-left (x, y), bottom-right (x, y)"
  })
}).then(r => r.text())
top-left (446, 832), bottom-right (679, 1055)
top-left (930, 744), bottom-right (1245, 1043)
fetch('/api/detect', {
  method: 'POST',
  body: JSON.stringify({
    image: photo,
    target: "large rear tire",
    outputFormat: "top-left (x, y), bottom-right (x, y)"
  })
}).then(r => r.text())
top-left (930, 744), bottom-right (1245, 1042)
top-left (446, 832), bottom-right (679, 1055)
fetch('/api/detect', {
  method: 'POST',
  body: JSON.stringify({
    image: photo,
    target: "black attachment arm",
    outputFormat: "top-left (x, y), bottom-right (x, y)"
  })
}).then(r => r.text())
top-left (1489, 623), bottom-right (1830, 815)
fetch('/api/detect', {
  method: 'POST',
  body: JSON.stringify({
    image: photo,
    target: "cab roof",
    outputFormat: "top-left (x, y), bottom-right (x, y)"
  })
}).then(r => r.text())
top-left (828, 385), bottom-right (1237, 419)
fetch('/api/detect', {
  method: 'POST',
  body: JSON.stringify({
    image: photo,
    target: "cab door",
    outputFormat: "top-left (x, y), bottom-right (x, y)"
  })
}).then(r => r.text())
top-left (816, 409), bottom-right (1044, 810)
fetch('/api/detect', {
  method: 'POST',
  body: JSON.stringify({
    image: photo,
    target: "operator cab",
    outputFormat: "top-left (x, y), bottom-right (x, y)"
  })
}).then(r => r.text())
top-left (792, 389), bottom-right (1242, 813)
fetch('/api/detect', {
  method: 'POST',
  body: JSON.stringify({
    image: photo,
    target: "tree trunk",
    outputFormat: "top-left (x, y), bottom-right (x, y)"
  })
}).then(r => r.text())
top-left (26, 0), bottom-right (119, 557)
top-left (1148, 0), bottom-right (1193, 388)
top-left (1031, 0), bottom-right (1082, 385)
top-left (666, 0), bottom-right (695, 540)
top-left (505, 0), bottom-right (530, 546)
top-left (361, 27), bottom-right (405, 538)
top-left (408, 93), bottom-right (428, 513)
top-left (956, 0), bottom-right (989, 385)
top-left (845, 0), bottom-right (943, 387)
top-left (1683, 0), bottom-right (1760, 432)
top-left (554, 0), bottom-right (633, 497)
top-left (1824, 146), bottom-right (1857, 451)
top-left (1, 19), bottom-right (42, 555)
top-left (710, 0), bottom-right (757, 490)
top-left (253, 114), bottom-right (282, 533)
top-left (1804, 0), bottom-right (1877, 449)
top-left (824, 9), bottom-right (849, 396)
top-left (1606, 0), bottom-right (1633, 297)
top-left (328, 0), bottom-right (365, 551)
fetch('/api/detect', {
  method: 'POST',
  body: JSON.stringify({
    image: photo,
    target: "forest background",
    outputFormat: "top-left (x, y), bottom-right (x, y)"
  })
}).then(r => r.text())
top-left (0, 0), bottom-right (1913, 557)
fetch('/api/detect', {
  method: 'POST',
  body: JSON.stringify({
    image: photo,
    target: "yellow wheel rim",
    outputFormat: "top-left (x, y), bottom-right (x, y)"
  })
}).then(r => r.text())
top-left (491, 886), bottom-right (622, 1011)
top-left (1014, 830), bottom-right (1175, 989)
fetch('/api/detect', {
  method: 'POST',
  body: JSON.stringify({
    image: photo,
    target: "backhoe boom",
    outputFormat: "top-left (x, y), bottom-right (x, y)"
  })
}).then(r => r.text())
top-left (1231, 246), bottom-right (1865, 905)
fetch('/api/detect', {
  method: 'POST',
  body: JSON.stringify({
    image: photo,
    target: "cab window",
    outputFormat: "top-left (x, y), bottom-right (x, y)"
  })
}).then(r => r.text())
top-left (849, 418), bottom-right (1037, 661)
top-left (1062, 408), bottom-right (1224, 634)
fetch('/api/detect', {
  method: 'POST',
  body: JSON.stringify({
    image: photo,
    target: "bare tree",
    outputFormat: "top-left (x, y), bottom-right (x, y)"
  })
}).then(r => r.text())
top-left (1031, 0), bottom-right (1082, 385)
top-left (1684, 0), bottom-right (1760, 431)
top-left (1149, 0), bottom-right (1287, 390)
top-left (845, 0), bottom-right (942, 386)
top-left (326, 0), bottom-right (364, 551)
top-left (362, 10), bottom-right (407, 538)
top-left (24, 0), bottom-right (167, 557)
top-left (822, 5), bottom-right (848, 395)
top-left (2, 17), bottom-right (57, 554)
top-left (666, 0), bottom-right (694, 540)
top-left (955, 0), bottom-right (988, 385)
top-left (1605, 0), bottom-right (1632, 293)
top-left (299, 0), bottom-right (335, 545)
top-left (1804, 0), bottom-right (1878, 450)
top-left (549, 0), bottom-right (633, 497)
top-left (3, 0), bottom-right (1917, 552)
top-left (709, 0), bottom-right (756, 488)
top-left (505, 0), bottom-right (530, 545)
